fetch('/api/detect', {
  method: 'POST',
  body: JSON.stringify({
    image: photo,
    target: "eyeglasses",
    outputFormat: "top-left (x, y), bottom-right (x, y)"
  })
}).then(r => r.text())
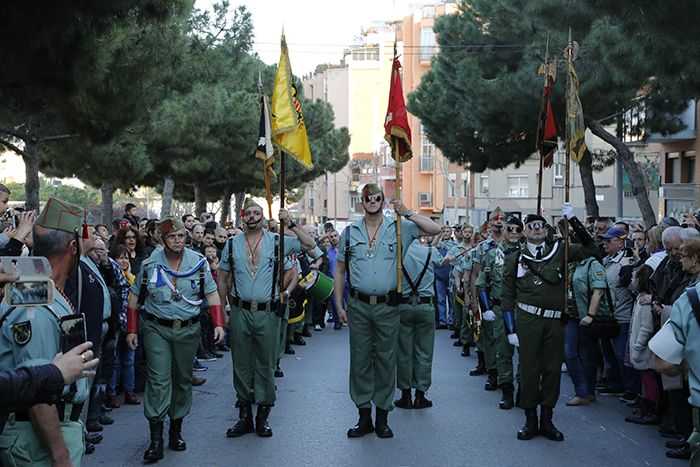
top-left (507, 226), bottom-right (523, 233)
top-left (125, 235), bottom-right (136, 239)
top-left (526, 222), bottom-right (544, 230)
top-left (364, 194), bottom-right (383, 203)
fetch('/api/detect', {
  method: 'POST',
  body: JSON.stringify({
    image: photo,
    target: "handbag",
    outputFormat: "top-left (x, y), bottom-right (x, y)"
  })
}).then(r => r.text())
top-left (581, 258), bottom-right (620, 339)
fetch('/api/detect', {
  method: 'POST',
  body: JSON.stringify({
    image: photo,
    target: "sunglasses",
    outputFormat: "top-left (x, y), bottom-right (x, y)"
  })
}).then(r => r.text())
top-left (507, 226), bottom-right (523, 233)
top-left (526, 221), bottom-right (544, 230)
top-left (364, 194), bottom-right (383, 203)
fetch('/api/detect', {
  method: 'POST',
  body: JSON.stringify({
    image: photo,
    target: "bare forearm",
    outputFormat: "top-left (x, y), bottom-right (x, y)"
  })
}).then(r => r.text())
top-left (289, 225), bottom-right (316, 251)
top-left (217, 270), bottom-right (230, 304)
top-left (334, 262), bottom-right (346, 309)
top-left (588, 289), bottom-right (603, 316)
top-left (30, 404), bottom-right (69, 463)
top-left (409, 214), bottom-right (441, 235)
top-left (205, 290), bottom-right (221, 306)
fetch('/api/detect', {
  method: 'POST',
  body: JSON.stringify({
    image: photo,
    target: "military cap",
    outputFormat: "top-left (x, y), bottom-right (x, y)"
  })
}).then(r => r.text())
top-left (243, 198), bottom-right (263, 211)
top-left (361, 183), bottom-right (383, 197)
top-left (506, 215), bottom-right (523, 228)
top-left (35, 198), bottom-right (84, 234)
top-left (523, 213), bottom-right (547, 225)
top-left (158, 217), bottom-right (185, 237)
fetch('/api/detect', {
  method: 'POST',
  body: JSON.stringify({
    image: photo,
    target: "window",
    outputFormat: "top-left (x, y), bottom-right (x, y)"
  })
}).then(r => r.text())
top-left (665, 152), bottom-right (680, 183)
top-left (682, 151), bottom-right (696, 183)
top-left (420, 27), bottom-right (436, 61)
top-left (422, 6), bottom-right (435, 18)
top-left (419, 192), bottom-right (432, 208)
top-left (479, 175), bottom-right (489, 196)
top-left (351, 46), bottom-right (379, 61)
top-left (507, 175), bottom-right (529, 198)
top-left (420, 124), bottom-right (434, 171)
top-left (309, 197), bottom-right (315, 209)
top-left (462, 175), bottom-right (468, 197)
top-left (448, 174), bottom-right (457, 197)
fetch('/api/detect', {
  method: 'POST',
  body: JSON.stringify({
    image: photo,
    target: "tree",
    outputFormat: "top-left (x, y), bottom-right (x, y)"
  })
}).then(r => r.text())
top-left (409, 0), bottom-right (700, 226)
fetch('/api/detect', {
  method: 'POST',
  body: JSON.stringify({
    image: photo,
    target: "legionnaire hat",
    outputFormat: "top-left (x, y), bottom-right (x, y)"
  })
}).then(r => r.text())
top-left (506, 215), bottom-right (523, 228)
top-left (36, 197), bottom-right (84, 234)
top-left (243, 198), bottom-right (263, 211)
top-left (159, 217), bottom-right (185, 237)
top-left (601, 226), bottom-right (627, 240)
top-left (524, 214), bottom-right (547, 225)
top-left (489, 207), bottom-right (505, 220)
top-left (361, 183), bottom-right (383, 198)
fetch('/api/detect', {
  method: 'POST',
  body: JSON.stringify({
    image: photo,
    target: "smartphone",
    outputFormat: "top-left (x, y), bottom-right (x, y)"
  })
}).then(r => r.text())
top-left (1, 257), bottom-right (54, 307)
top-left (59, 314), bottom-right (87, 353)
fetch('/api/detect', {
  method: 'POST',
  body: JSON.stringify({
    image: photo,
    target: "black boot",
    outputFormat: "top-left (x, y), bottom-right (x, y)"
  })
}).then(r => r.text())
top-left (226, 403), bottom-right (255, 438)
top-left (255, 405), bottom-right (273, 437)
top-left (469, 351), bottom-right (486, 376)
top-left (301, 324), bottom-right (312, 338)
top-left (143, 419), bottom-right (164, 463)
top-left (347, 408), bottom-right (374, 438)
top-left (374, 408), bottom-right (394, 438)
top-left (284, 343), bottom-right (295, 355)
top-left (517, 409), bottom-right (539, 440)
top-left (452, 339), bottom-right (462, 347)
top-left (413, 390), bottom-right (433, 409)
top-left (484, 369), bottom-right (498, 391)
top-left (461, 345), bottom-right (470, 357)
top-left (450, 331), bottom-right (459, 339)
top-left (499, 384), bottom-right (515, 410)
top-left (539, 406), bottom-right (564, 441)
top-left (394, 389), bottom-right (413, 409)
top-left (168, 418), bottom-right (186, 451)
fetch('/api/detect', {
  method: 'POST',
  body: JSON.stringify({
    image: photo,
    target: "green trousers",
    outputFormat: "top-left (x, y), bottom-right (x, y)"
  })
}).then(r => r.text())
top-left (516, 311), bottom-right (564, 409)
top-left (451, 292), bottom-right (461, 333)
top-left (460, 300), bottom-right (475, 346)
top-left (277, 305), bottom-right (289, 360)
top-left (397, 302), bottom-right (435, 392)
top-left (493, 307), bottom-right (514, 386)
top-left (142, 318), bottom-right (200, 421)
top-left (0, 420), bottom-right (84, 467)
top-left (479, 319), bottom-right (497, 371)
top-left (348, 298), bottom-right (400, 411)
top-left (230, 305), bottom-right (281, 405)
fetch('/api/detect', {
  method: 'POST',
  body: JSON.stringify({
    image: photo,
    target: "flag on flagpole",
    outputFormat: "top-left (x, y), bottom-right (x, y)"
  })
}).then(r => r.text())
top-left (256, 72), bottom-right (276, 212)
top-left (536, 63), bottom-right (558, 168)
top-left (384, 54), bottom-right (412, 162)
top-left (271, 33), bottom-right (313, 169)
top-left (566, 58), bottom-right (587, 162)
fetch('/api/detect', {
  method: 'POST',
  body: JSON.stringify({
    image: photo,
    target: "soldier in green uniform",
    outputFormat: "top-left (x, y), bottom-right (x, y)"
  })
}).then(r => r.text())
top-left (476, 215), bottom-right (523, 410)
top-left (0, 198), bottom-right (92, 467)
top-left (502, 206), bottom-right (598, 441)
top-left (471, 208), bottom-right (506, 388)
top-left (126, 217), bottom-right (225, 463)
top-left (446, 225), bottom-right (473, 350)
top-left (394, 236), bottom-right (443, 410)
top-left (334, 183), bottom-right (441, 439)
top-left (217, 199), bottom-right (319, 439)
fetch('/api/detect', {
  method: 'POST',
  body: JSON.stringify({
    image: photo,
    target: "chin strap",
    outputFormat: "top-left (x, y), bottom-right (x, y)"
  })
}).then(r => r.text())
top-left (209, 304), bottom-right (225, 328)
top-left (503, 309), bottom-right (516, 334)
top-left (127, 306), bottom-right (139, 334)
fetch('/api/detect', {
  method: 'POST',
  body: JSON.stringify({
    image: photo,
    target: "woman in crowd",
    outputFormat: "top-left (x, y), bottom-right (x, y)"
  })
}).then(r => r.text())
top-left (114, 225), bottom-right (146, 276)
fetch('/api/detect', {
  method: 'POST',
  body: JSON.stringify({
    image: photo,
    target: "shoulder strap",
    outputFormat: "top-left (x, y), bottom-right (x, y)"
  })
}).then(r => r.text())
top-left (0, 306), bottom-right (17, 330)
top-left (402, 247), bottom-right (433, 296)
top-left (686, 287), bottom-right (700, 327)
top-left (137, 268), bottom-right (149, 307)
top-left (271, 234), bottom-right (279, 302)
top-left (199, 266), bottom-right (205, 300)
top-left (228, 237), bottom-right (238, 297)
top-left (345, 228), bottom-right (352, 290)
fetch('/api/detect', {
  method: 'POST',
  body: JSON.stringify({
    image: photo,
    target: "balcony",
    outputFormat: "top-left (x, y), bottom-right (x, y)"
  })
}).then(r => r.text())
top-left (419, 156), bottom-right (433, 172)
top-left (661, 183), bottom-right (700, 201)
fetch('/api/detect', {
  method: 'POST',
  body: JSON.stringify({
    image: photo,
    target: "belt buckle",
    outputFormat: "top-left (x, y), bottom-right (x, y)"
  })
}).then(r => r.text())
top-left (173, 319), bottom-right (182, 330)
top-left (411, 295), bottom-right (419, 305)
top-left (250, 300), bottom-right (258, 311)
top-left (369, 295), bottom-right (377, 305)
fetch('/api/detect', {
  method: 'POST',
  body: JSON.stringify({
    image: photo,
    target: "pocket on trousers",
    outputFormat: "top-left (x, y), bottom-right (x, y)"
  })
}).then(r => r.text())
top-left (0, 432), bottom-right (32, 467)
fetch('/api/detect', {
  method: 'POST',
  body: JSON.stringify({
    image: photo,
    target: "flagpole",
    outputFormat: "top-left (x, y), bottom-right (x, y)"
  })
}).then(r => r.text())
top-left (563, 28), bottom-right (572, 316)
top-left (395, 138), bottom-right (403, 295)
top-left (536, 34), bottom-right (550, 216)
top-left (279, 150), bottom-right (286, 297)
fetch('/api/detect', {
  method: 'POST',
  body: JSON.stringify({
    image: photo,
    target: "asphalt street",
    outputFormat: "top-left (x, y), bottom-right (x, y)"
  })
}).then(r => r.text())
top-left (85, 328), bottom-right (680, 467)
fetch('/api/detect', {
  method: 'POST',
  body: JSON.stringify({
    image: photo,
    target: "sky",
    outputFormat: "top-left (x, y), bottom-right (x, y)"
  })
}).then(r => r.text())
top-left (196, 0), bottom-right (419, 74)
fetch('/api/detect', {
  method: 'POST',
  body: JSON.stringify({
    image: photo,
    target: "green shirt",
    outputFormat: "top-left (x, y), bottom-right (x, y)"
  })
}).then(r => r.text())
top-left (337, 216), bottom-right (420, 296)
top-left (669, 282), bottom-right (700, 406)
top-left (571, 257), bottom-right (611, 320)
top-left (474, 241), bottom-right (516, 303)
top-left (131, 246), bottom-right (217, 320)
top-left (401, 239), bottom-right (444, 297)
top-left (0, 290), bottom-right (90, 403)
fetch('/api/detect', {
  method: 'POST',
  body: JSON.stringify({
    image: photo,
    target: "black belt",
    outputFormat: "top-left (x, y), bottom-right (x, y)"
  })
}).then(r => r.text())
top-left (15, 402), bottom-right (83, 423)
top-left (399, 295), bottom-right (434, 305)
top-left (144, 313), bottom-right (199, 329)
top-left (231, 297), bottom-right (279, 312)
top-left (350, 290), bottom-right (396, 305)
top-left (492, 298), bottom-right (502, 306)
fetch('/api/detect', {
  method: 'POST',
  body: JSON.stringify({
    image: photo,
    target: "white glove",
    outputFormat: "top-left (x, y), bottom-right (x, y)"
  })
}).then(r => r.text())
top-left (562, 202), bottom-right (574, 219)
top-left (507, 333), bottom-right (520, 347)
top-left (482, 310), bottom-right (496, 321)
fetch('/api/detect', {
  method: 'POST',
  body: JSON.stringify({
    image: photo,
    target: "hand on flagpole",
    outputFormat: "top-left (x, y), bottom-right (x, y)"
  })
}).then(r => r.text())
top-left (278, 209), bottom-right (290, 226)
top-left (390, 199), bottom-right (409, 217)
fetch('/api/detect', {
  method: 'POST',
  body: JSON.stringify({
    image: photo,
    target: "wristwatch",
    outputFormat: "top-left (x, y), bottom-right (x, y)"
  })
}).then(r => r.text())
top-left (287, 220), bottom-right (297, 229)
top-left (403, 210), bottom-right (416, 219)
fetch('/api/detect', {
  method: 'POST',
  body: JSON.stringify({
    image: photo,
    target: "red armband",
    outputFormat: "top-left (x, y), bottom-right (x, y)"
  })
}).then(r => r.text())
top-left (209, 304), bottom-right (225, 328)
top-left (127, 307), bottom-right (139, 334)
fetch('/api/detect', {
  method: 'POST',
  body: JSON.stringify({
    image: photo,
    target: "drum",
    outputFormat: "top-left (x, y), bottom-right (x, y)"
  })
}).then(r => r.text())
top-left (299, 270), bottom-right (334, 302)
top-left (287, 287), bottom-right (306, 324)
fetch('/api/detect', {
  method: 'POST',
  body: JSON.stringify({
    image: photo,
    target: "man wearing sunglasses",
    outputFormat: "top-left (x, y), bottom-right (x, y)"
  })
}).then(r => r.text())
top-left (470, 208), bottom-right (506, 384)
top-left (334, 183), bottom-right (441, 439)
top-left (502, 206), bottom-right (599, 442)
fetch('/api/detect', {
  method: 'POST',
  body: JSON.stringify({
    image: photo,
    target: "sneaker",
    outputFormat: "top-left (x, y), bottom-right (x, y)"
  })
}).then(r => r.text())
top-left (566, 396), bottom-right (591, 407)
top-left (193, 360), bottom-right (208, 372)
top-left (314, 324), bottom-right (322, 331)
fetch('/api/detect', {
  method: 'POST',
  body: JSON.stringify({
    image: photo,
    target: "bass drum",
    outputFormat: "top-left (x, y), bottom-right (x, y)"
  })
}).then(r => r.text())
top-left (286, 286), bottom-right (307, 325)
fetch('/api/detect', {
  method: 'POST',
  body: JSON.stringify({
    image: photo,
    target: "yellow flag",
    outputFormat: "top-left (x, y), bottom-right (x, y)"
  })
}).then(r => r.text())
top-left (271, 34), bottom-right (313, 169)
top-left (566, 59), bottom-right (587, 163)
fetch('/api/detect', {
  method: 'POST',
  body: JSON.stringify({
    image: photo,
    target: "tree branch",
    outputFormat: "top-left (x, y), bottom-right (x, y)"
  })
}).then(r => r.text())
top-left (0, 137), bottom-right (28, 157)
top-left (0, 127), bottom-right (32, 143)
top-left (38, 134), bottom-right (79, 143)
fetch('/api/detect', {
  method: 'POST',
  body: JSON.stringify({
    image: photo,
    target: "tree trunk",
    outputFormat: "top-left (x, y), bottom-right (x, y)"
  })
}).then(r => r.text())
top-left (587, 120), bottom-right (656, 226)
top-left (23, 143), bottom-right (40, 212)
top-left (193, 183), bottom-right (206, 216)
top-left (160, 176), bottom-right (175, 219)
top-left (234, 191), bottom-right (245, 227)
top-left (100, 183), bottom-right (114, 225)
top-left (220, 188), bottom-right (233, 224)
top-left (578, 150), bottom-right (599, 219)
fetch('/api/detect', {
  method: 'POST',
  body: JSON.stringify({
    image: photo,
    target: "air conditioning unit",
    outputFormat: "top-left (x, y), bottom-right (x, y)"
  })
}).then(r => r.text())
top-left (419, 192), bottom-right (432, 207)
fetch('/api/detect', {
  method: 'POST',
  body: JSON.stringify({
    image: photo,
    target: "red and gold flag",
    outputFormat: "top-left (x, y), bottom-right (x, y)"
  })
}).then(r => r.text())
top-left (384, 56), bottom-right (412, 162)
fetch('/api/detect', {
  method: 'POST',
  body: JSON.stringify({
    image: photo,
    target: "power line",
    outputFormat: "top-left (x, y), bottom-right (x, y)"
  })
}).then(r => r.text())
top-left (254, 41), bottom-right (527, 50)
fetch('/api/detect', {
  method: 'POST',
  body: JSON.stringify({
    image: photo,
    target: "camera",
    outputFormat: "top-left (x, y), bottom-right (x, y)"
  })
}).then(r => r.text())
top-left (1, 257), bottom-right (54, 307)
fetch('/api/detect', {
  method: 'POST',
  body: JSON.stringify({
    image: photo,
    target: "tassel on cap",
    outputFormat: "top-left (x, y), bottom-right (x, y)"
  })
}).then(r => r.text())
top-left (82, 211), bottom-right (90, 239)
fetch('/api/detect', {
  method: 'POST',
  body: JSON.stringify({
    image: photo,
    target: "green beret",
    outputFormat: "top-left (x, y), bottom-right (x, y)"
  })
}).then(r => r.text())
top-left (361, 183), bottom-right (383, 197)
top-left (35, 198), bottom-right (84, 234)
top-left (243, 198), bottom-right (263, 211)
top-left (159, 217), bottom-right (185, 236)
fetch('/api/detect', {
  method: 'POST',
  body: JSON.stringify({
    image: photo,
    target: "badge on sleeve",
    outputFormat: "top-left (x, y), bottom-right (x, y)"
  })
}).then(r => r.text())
top-left (12, 321), bottom-right (32, 346)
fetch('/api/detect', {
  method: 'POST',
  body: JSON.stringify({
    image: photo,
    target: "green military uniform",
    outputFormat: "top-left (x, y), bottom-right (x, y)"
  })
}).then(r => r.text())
top-left (337, 216), bottom-right (420, 411)
top-left (473, 237), bottom-right (499, 374)
top-left (456, 248), bottom-right (476, 347)
top-left (219, 231), bottom-right (315, 406)
top-left (447, 242), bottom-right (468, 342)
top-left (133, 246), bottom-right (217, 422)
top-left (397, 239), bottom-right (443, 394)
top-left (0, 198), bottom-right (89, 467)
top-left (503, 239), bottom-right (596, 409)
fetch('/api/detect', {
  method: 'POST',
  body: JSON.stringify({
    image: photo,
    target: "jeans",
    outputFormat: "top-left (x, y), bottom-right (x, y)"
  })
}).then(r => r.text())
top-left (111, 334), bottom-right (136, 394)
top-left (564, 321), bottom-right (596, 398)
top-left (435, 278), bottom-right (449, 326)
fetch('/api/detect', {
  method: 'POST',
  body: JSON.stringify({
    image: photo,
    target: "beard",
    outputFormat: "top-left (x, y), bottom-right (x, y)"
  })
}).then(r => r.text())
top-left (246, 217), bottom-right (263, 230)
